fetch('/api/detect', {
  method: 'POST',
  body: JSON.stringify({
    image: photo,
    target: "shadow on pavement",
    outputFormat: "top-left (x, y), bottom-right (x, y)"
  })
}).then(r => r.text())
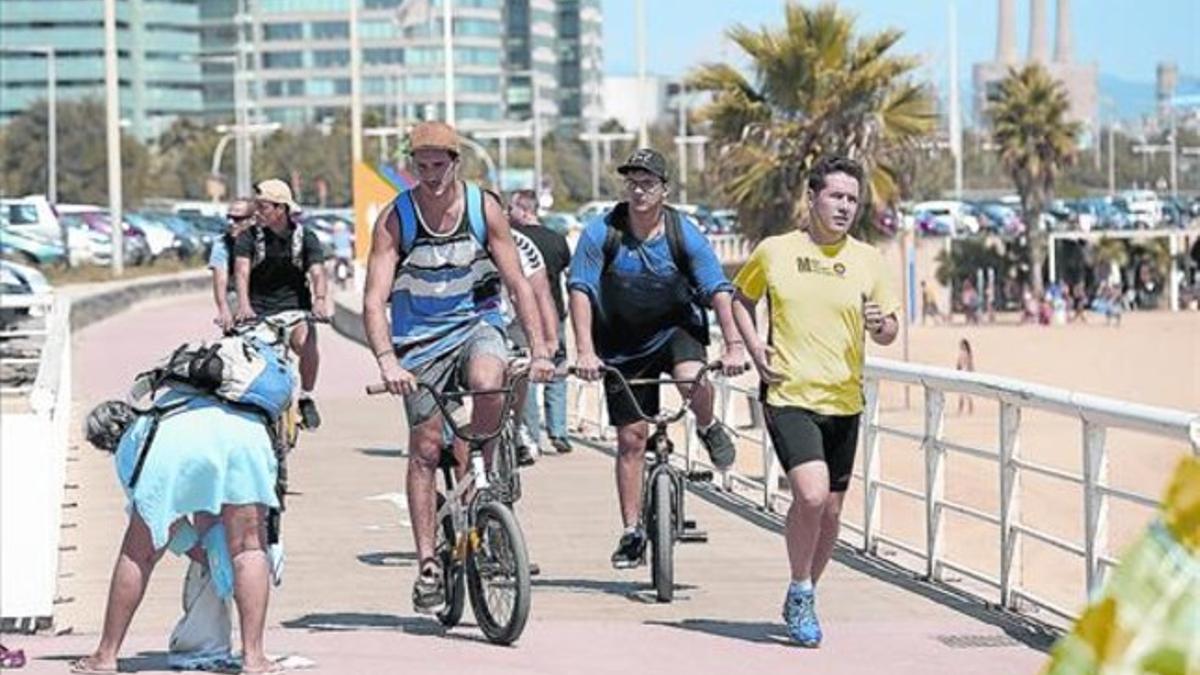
top-left (532, 577), bottom-right (698, 604)
top-left (644, 619), bottom-right (792, 646)
top-left (280, 612), bottom-right (490, 645)
top-left (358, 447), bottom-right (406, 458)
top-left (573, 436), bottom-right (1061, 654)
top-left (39, 650), bottom-right (171, 673)
top-left (357, 550), bottom-right (419, 567)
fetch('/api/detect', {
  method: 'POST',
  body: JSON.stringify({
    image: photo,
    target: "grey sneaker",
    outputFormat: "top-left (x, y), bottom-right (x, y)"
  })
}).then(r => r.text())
top-left (412, 561), bottom-right (445, 615)
top-left (697, 421), bottom-right (736, 469)
top-left (549, 436), bottom-right (573, 454)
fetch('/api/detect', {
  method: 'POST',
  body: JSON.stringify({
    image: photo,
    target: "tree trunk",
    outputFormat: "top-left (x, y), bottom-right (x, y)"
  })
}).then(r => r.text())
top-left (1027, 210), bottom-right (1046, 296)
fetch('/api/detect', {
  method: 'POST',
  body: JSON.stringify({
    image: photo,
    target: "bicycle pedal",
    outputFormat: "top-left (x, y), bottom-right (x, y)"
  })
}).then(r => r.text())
top-left (683, 519), bottom-right (698, 529)
top-left (679, 530), bottom-right (709, 543)
top-left (687, 470), bottom-right (713, 482)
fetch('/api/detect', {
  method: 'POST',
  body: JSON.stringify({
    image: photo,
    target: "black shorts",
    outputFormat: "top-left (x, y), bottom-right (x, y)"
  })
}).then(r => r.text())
top-left (764, 404), bottom-right (861, 492)
top-left (604, 329), bottom-right (706, 428)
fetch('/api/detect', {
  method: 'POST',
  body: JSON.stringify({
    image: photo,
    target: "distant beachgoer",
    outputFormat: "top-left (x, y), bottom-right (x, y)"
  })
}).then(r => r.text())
top-left (960, 279), bottom-right (980, 325)
top-left (956, 338), bottom-right (974, 415)
top-left (921, 280), bottom-right (942, 325)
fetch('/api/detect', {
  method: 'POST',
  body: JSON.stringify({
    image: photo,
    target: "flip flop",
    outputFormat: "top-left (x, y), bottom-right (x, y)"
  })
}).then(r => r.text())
top-left (69, 656), bottom-right (116, 674)
top-left (0, 644), bottom-right (27, 669)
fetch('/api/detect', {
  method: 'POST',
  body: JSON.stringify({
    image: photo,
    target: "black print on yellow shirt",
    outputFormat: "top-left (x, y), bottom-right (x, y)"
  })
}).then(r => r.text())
top-left (796, 257), bottom-right (848, 277)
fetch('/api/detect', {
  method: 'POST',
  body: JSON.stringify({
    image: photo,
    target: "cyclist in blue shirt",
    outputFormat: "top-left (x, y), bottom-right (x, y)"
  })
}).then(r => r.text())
top-left (569, 148), bottom-right (748, 568)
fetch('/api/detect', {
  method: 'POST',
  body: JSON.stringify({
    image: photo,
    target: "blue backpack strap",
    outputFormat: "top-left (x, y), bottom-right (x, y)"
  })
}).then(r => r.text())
top-left (465, 182), bottom-right (487, 248)
top-left (394, 190), bottom-right (418, 257)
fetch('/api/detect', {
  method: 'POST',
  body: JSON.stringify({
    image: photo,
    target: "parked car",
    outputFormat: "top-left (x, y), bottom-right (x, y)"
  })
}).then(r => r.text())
top-left (56, 208), bottom-right (151, 266)
top-left (1, 211), bottom-right (67, 266)
top-left (540, 211), bottom-right (582, 235)
top-left (912, 200), bottom-right (980, 236)
top-left (1, 195), bottom-right (101, 266)
top-left (0, 259), bottom-right (52, 325)
top-left (148, 211), bottom-right (222, 258)
top-left (974, 201), bottom-right (1025, 235)
top-left (58, 205), bottom-right (173, 261)
top-left (1117, 190), bottom-right (1162, 228)
top-left (711, 209), bottom-right (739, 234)
top-left (130, 211), bottom-right (203, 259)
top-left (575, 200), bottom-right (617, 223)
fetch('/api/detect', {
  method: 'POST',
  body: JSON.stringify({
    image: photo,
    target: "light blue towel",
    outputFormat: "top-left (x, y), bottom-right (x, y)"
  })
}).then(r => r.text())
top-left (115, 390), bottom-right (279, 598)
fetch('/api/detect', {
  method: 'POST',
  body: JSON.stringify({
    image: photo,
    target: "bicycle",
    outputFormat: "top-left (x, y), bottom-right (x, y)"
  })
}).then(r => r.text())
top-left (228, 309), bottom-right (330, 583)
top-left (367, 366), bottom-right (532, 645)
top-left (572, 361), bottom-right (721, 603)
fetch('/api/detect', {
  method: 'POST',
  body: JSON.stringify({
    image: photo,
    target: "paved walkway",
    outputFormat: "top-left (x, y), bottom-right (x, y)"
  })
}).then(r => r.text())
top-left (10, 293), bottom-right (1054, 674)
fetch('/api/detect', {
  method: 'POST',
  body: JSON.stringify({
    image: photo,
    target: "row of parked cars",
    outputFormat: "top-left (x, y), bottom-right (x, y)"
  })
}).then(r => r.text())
top-left (0, 195), bottom-right (235, 268)
top-left (911, 191), bottom-right (1200, 238)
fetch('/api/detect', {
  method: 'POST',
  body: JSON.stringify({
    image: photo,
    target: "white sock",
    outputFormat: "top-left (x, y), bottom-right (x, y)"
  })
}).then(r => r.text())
top-left (790, 578), bottom-right (814, 593)
top-left (300, 389), bottom-right (313, 400)
top-left (623, 525), bottom-right (639, 535)
top-left (698, 419), bottom-right (716, 433)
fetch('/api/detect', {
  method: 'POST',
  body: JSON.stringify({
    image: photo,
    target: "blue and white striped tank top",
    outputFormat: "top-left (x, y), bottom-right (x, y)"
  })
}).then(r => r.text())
top-left (389, 186), bottom-right (504, 369)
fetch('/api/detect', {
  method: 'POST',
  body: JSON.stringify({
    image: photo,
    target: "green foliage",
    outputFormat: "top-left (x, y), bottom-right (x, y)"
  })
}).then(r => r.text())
top-left (988, 64), bottom-right (1080, 294)
top-left (688, 1), bottom-right (936, 241)
top-left (1, 97), bottom-right (152, 205)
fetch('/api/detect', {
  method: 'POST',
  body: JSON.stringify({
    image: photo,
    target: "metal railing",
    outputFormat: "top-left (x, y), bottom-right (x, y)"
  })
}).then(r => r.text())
top-left (567, 356), bottom-right (1199, 623)
top-left (0, 293), bottom-right (73, 626)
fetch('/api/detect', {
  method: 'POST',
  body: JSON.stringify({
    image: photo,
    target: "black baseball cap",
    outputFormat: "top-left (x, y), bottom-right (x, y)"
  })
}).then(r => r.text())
top-left (617, 148), bottom-right (669, 182)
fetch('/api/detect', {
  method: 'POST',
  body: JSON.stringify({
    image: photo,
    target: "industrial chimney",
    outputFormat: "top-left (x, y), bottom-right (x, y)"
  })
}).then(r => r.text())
top-left (996, 0), bottom-right (1017, 63)
top-left (1054, 0), bottom-right (1072, 62)
top-left (1029, 0), bottom-right (1049, 63)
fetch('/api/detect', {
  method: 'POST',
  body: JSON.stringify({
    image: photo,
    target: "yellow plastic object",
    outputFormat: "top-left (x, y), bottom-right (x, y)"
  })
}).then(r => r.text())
top-left (1042, 456), bottom-right (1200, 675)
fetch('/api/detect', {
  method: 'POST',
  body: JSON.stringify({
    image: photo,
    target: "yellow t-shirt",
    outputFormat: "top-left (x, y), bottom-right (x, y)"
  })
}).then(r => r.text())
top-left (733, 231), bottom-right (900, 415)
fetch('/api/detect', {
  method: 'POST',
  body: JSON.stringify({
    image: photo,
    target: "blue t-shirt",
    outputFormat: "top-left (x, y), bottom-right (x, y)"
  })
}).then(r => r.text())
top-left (567, 210), bottom-right (732, 364)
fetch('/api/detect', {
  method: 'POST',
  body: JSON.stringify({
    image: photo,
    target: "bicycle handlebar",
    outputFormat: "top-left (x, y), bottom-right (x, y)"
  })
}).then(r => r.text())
top-left (365, 371), bottom-right (528, 445)
top-left (569, 361), bottom-right (725, 427)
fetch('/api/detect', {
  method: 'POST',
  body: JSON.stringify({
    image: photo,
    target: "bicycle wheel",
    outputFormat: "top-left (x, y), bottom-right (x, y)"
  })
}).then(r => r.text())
top-left (650, 471), bottom-right (674, 603)
top-left (466, 501), bottom-right (531, 645)
top-left (435, 494), bottom-right (465, 628)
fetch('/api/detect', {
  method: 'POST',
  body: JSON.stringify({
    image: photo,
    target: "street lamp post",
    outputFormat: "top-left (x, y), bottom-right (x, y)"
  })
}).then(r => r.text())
top-left (103, 0), bottom-right (124, 275)
top-left (634, 0), bottom-right (648, 148)
top-left (579, 130), bottom-right (636, 197)
top-left (473, 124), bottom-right (534, 191)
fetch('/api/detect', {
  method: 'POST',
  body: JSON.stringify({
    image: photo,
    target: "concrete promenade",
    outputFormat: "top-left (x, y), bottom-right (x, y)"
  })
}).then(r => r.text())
top-left (9, 292), bottom-right (1053, 674)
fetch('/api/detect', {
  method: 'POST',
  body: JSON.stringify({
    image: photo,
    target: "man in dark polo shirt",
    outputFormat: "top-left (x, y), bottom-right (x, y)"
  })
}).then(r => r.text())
top-left (233, 178), bottom-right (330, 429)
top-left (508, 189), bottom-right (573, 454)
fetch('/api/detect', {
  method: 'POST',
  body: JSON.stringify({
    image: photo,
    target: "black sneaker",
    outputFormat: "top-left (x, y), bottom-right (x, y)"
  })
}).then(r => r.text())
top-left (412, 561), bottom-right (445, 615)
top-left (517, 444), bottom-right (536, 467)
top-left (697, 421), bottom-right (735, 470)
top-left (298, 397), bottom-right (321, 430)
top-left (610, 529), bottom-right (646, 569)
top-left (549, 436), bottom-right (573, 454)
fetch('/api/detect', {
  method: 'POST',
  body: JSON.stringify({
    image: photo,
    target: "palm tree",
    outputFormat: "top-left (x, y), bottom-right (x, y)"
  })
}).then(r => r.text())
top-left (989, 64), bottom-right (1080, 295)
top-left (688, 2), bottom-right (936, 241)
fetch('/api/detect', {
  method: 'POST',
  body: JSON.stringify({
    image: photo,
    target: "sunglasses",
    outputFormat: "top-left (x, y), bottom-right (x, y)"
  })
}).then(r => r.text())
top-left (623, 178), bottom-right (663, 194)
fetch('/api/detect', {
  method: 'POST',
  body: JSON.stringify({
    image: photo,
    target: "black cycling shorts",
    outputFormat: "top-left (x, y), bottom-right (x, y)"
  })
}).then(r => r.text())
top-left (604, 329), bottom-right (706, 428)
top-left (763, 404), bottom-right (861, 492)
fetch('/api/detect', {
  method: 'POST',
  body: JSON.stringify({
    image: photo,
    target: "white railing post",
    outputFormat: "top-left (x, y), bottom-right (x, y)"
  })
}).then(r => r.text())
top-left (1082, 421), bottom-right (1109, 594)
top-left (761, 401), bottom-right (778, 512)
top-left (923, 387), bottom-right (947, 580)
top-left (683, 412), bottom-right (696, 472)
top-left (861, 378), bottom-right (882, 554)
top-left (998, 402), bottom-right (1023, 609)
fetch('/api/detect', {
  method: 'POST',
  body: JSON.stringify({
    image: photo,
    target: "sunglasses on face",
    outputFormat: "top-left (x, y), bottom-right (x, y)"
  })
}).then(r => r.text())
top-left (623, 178), bottom-right (662, 194)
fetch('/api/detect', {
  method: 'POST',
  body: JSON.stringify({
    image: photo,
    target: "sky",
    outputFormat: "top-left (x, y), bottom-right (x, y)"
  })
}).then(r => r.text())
top-left (602, 0), bottom-right (1200, 93)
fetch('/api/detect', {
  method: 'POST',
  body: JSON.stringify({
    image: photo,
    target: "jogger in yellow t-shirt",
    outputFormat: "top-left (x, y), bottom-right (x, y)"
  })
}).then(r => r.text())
top-left (732, 155), bottom-right (900, 647)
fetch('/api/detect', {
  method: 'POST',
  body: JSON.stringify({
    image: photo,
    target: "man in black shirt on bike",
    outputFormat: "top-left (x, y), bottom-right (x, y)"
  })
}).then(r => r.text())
top-left (233, 178), bottom-right (330, 429)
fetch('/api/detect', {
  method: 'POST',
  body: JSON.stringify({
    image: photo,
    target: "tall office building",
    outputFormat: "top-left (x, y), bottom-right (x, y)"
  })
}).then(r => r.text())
top-left (555, 0), bottom-right (602, 131)
top-left (1, 1), bottom-right (603, 137)
top-left (0, 0), bottom-right (204, 139)
top-left (201, 0), bottom-right (601, 132)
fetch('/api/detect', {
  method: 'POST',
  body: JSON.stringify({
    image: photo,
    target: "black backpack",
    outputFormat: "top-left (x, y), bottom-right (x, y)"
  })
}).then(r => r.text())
top-left (596, 203), bottom-right (709, 348)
